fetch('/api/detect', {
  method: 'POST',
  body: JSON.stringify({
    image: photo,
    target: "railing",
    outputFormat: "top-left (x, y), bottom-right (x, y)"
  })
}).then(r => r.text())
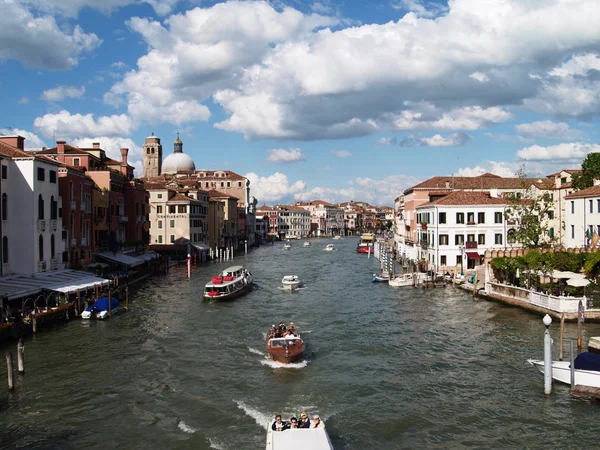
top-left (81, 237), bottom-right (88, 247)
top-left (487, 282), bottom-right (586, 313)
top-left (70, 238), bottom-right (76, 248)
top-left (50, 258), bottom-right (58, 270)
top-left (38, 260), bottom-right (47, 272)
top-left (119, 215), bottom-right (128, 223)
top-left (465, 241), bottom-right (478, 249)
top-left (70, 200), bottom-right (76, 210)
top-left (50, 219), bottom-right (57, 231)
top-left (38, 220), bottom-right (46, 232)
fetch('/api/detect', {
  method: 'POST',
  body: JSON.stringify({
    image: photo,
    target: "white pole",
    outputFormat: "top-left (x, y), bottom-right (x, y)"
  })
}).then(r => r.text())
top-left (187, 254), bottom-right (191, 279)
top-left (231, 245), bottom-right (234, 261)
top-left (368, 243), bottom-right (371, 259)
top-left (245, 240), bottom-right (248, 254)
top-left (543, 314), bottom-right (553, 395)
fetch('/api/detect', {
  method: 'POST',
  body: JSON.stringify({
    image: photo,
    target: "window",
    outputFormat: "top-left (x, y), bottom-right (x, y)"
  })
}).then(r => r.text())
top-left (73, 158), bottom-right (80, 166)
top-left (50, 196), bottom-right (57, 220)
top-left (456, 212), bottom-right (464, 224)
top-left (598, 200), bottom-right (600, 213)
top-left (495, 233), bottom-right (503, 245)
top-left (590, 200), bottom-right (593, 213)
top-left (157, 205), bottom-right (162, 214)
top-left (158, 220), bottom-right (162, 229)
top-left (158, 235), bottom-right (163, 244)
top-left (478, 234), bottom-right (485, 245)
top-left (37, 167), bottom-right (45, 181)
top-left (178, 205), bottom-right (186, 213)
top-left (439, 234), bottom-right (449, 245)
top-left (2, 236), bottom-right (7, 263)
top-left (169, 206), bottom-right (176, 214)
top-left (548, 228), bottom-right (554, 239)
top-left (477, 212), bottom-right (485, 224)
top-left (570, 225), bottom-right (574, 239)
top-left (507, 229), bottom-right (516, 244)
top-left (49, 170), bottom-right (57, 183)
top-left (38, 194), bottom-right (44, 220)
top-left (561, 177), bottom-right (567, 183)
top-left (1, 165), bottom-right (6, 179)
top-left (571, 201), bottom-right (574, 214)
top-left (440, 255), bottom-right (447, 265)
top-left (51, 234), bottom-right (55, 258)
top-left (547, 210), bottom-right (554, 220)
top-left (170, 235), bottom-right (175, 243)
top-left (157, 193), bottom-right (163, 199)
top-left (467, 212), bottom-right (475, 224)
top-left (439, 212), bottom-right (446, 224)
top-left (456, 255), bottom-right (462, 265)
top-left (455, 234), bottom-right (464, 245)
top-left (1, 194), bottom-right (6, 221)
top-left (494, 212), bottom-right (503, 223)
top-left (39, 235), bottom-right (44, 260)
top-left (170, 219), bottom-right (175, 228)
top-left (467, 234), bottom-right (475, 243)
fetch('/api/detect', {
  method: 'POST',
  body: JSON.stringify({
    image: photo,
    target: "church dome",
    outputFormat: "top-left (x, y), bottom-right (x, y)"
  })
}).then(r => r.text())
top-left (161, 135), bottom-right (196, 174)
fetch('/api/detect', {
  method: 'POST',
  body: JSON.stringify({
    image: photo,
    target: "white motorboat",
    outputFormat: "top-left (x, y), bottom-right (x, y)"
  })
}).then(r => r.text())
top-left (303, 241), bottom-right (311, 247)
top-left (528, 352), bottom-right (600, 388)
top-left (81, 296), bottom-right (119, 319)
top-left (332, 235), bottom-right (342, 240)
top-left (324, 244), bottom-right (334, 251)
top-left (389, 273), bottom-right (427, 287)
top-left (265, 419), bottom-right (333, 450)
top-left (282, 275), bottom-right (301, 291)
top-left (283, 241), bottom-right (292, 250)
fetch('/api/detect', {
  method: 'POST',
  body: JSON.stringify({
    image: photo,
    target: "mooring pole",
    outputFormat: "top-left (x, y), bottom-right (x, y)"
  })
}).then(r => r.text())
top-left (17, 339), bottom-right (24, 374)
top-left (570, 340), bottom-right (575, 387)
top-left (245, 240), bottom-right (248, 254)
top-left (577, 300), bottom-right (583, 352)
top-left (543, 314), bottom-right (553, 395)
top-left (187, 254), bottom-right (191, 279)
top-left (108, 287), bottom-right (112, 317)
top-left (125, 286), bottom-right (129, 311)
top-left (77, 289), bottom-right (81, 317)
top-left (6, 352), bottom-right (14, 390)
top-left (559, 313), bottom-right (565, 361)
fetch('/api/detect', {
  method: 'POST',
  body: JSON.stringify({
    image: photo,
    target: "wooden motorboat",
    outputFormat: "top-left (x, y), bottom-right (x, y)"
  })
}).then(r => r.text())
top-left (203, 266), bottom-right (253, 301)
top-left (266, 326), bottom-right (304, 364)
top-left (389, 272), bottom-right (427, 287)
top-left (372, 272), bottom-right (390, 283)
top-left (282, 275), bottom-right (301, 291)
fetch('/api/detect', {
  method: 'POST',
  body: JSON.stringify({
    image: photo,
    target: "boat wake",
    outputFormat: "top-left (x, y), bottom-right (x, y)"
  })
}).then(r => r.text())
top-left (177, 420), bottom-right (197, 434)
top-left (260, 359), bottom-right (309, 369)
top-left (247, 347), bottom-right (264, 356)
top-left (209, 439), bottom-right (227, 450)
top-left (235, 400), bottom-right (271, 430)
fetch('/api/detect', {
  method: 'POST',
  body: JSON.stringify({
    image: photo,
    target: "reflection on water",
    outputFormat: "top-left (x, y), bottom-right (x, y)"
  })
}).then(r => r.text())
top-left (2, 237), bottom-right (600, 449)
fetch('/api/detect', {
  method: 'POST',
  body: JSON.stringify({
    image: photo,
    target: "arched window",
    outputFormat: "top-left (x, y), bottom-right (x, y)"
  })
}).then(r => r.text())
top-left (39, 235), bottom-right (44, 260)
top-left (2, 236), bottom-right (7, 264)
top-left (146, 148), bottom-right (150, 154)
top-left (2, 193), bottom-right (6, 221)
top-left (50, 234), bottom-right (55, 258)
top-left (38, 194), bottom-right (44, 220)
top-left (51, 195), bottom-right (57, 220)
top-left (507, 229), bottom-right (516, 245)
top-left (151, 148), bottom-right (155, 154)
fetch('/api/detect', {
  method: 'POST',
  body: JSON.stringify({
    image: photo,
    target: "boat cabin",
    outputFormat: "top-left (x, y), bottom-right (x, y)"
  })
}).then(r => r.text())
top-left (268, 337), bottom-right (302, 348)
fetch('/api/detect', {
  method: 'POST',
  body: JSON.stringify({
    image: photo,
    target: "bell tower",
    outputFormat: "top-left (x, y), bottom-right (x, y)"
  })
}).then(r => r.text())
top-left (143, 132), bottom-right (162, 177)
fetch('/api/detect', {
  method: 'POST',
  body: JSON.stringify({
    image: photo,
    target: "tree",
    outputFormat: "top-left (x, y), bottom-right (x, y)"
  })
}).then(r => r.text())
top-left (572, 152), bottom-right (600, 191)
top-left (504, 167), bottom-right (556, 249)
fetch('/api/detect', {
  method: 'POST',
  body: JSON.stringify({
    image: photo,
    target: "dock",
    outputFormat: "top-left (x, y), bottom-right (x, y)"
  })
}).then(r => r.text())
top-left (570, 385), bottom-right (600, 400)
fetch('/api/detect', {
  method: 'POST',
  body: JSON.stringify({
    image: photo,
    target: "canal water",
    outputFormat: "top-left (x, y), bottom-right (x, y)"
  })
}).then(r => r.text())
top-left (2, 237), bottom-right (600, 449)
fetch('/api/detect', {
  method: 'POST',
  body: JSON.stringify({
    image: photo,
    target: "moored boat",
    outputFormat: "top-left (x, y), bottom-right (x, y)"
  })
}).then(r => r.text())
top-left (332, 235), bottom-right (341, 240)
top-left (265, 420), bottom-right (334, 450)
top-left (303, 241), bottom-right (311, 247)
top-left (266, 324), bottom-right (304, 364)
top-left (356, 233), bottom-right (374, 254)
top-left (528, 352), bottom-right (600, 388)
top-left (324, 244), bottom-right (334, 251)
top-left (372, 272), bottom-right (390, 283)
top-left (389, 273), bottom-right (427, 287)
top-left (81, 296), bottom-right (119, 319)
top-left (283, 241), bottom-right (292, 250)
top-left (282, 275), bottom-right (301, 291)
top-left (204, 266), bottom-right (253, 301)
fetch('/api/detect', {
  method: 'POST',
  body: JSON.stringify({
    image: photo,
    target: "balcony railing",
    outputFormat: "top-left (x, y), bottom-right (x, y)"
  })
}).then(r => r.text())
top-left (38, 220), bottom-right (46, 232)
top-left (81, 237), bottom-right (88, 247)
top-left (38, 260), bottom-right (47, 272)
top-left (465, 241), bottom-right (478, 249)
top-left (50, 258), bottom-right (58, 270)
top-left (70, 200), bottom-right (76, 210)
top-left (50, 219), bottom-right (57, 231)
top-left (70, 238), bottom-right (76, 248)
top-left (119, 215), bottom-right (128, 223)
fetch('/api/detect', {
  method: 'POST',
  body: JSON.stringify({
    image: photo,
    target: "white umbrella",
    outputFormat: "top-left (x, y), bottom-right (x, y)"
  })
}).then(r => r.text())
top-left (566, 278), bottom-right (590, 287)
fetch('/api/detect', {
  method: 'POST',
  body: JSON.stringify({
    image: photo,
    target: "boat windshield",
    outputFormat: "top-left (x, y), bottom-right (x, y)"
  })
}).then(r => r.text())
top-left (270, 338), bottom-right (301, 347)
top-left (205, 286), bottom-right (226, 294)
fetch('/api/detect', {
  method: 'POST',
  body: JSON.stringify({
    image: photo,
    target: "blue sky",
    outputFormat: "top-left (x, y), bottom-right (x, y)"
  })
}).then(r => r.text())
top-left (1, 0), bottom-right (600, 206)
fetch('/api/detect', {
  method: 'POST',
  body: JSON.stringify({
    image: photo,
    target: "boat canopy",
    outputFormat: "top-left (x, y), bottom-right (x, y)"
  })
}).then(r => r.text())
top-left (574, 352), bottom-right (600, 372)
top-left (85, 296), bottom-right (119, 313)
top-left (97, 251), bottom-right (144, 267)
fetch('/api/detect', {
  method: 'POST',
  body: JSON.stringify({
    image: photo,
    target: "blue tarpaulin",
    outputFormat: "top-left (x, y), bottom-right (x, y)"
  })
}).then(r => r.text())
top-left (85, 296), bottom-right (119, 313)
top-left (573, 352), bottom-right (600, 371)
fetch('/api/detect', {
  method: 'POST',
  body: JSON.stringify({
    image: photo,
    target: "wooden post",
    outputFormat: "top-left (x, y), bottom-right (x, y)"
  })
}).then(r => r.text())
top-left (95, 285), bottom-right (99, 301)
top-left (108, 287), bottom-right (112, 317)
top-left (125, 287), bottom-right (129, 311)
top-left (577, 300), bottom-right (583, 352)
top-left (17, 339), bottom-right (24, 374)
top-left (6, 352), bottom-right (14, 390)
top-left (32, 316), bottom-right (37, 333)
top-left (559, 313), bottom-right (565, 361)
top-left (453, 265), bottom-right (458, 286)
top-left (77, 289), bottom-right (81, 317)
top-left (472, 273), bottom-right (478, 297)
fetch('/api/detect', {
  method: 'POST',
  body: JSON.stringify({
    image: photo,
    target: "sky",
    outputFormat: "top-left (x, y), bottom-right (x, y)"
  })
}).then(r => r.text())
top-left (1, 0), bottom-right (600, 207)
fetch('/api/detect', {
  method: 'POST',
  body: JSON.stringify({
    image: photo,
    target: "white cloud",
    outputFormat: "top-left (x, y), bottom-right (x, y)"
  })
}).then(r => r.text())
top-left (515, 120), bottom-right (586, 140)
top-left (517, 142), bottom-right (600, 161)
top-left (469, 71), bottom-right (489, 83)
top-left (18, 97), bottom-right (29, 104)
top-left (485, 132), bottom-right (534, 145)
top-left (390, 0), bottom-right (447, 18)
top-left (245, 172), bottom-right (307, 202)
top-left (41, 85), bottom-right (85, 102)
top-left (265, 148), bottom-right (306, 163)
top-left (111, 61), bottom-right (127, 69)
top-left (393, 106), bottom-right (514, 131)
top-left (376, 137), bottom-right (397, 146)
top-left (71, 136), bottom-right (144, 177)
top-left (21, 0), bottom-right (179, 17)
top-left (456, 161), bottom-right (517, 178)
top-left (33, 110), bottom-right (134, 139)
top-left (0, 1), bottom-right (101, 70)
top-left (331, 150), bottom-right (351, 158)
top-left (399, 132), bottom-right (470, 147)
top-left (0, 128), bottom-right (46, 149)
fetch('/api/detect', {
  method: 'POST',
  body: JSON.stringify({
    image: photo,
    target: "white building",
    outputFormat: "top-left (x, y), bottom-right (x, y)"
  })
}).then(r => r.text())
top-left (295, 200), bottom-right (344, 236)
top-left (564, 183), bottom-right (600, 248)
top-left (415, 191), bottom-right (520, 273)
top-left (0, 137), bottom-right (66, 274)
top-left (276, 205), bottom-right (311, 238)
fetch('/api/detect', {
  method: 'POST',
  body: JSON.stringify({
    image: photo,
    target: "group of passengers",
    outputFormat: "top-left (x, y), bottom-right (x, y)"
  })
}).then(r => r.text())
top-left (268, 322), bottom-right (298, 339)
top-left (271, 412), bottom-right (322, 431)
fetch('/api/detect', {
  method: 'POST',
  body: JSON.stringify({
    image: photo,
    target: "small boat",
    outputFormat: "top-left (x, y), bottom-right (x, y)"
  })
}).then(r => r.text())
top-left (356, 233), bottom-right (374, 254)
top-left (265, 418), bottom-right (334, 450)
top-left (372, 272), bottom-right (390, 283)
top-left (332, 235), bottom-right (341, 240)
top-left (283, 241), bottom-right (292, 250)
top-left (81, 296), bottom-right (119, 319)
top-left (528, 352), bottom-right (600, 388)
top-left (266, 325), bottom-right (305, 364)
top-left (303, 241), bottom-right (311, 247)
top-left (282, 275), bottom-right (301, 291)
top-left (324, 244), bottom-right (335, 251)
top-left (389, 273), bottom-right (427, 287)
top-left (204, 266), bottom-right (253, 301)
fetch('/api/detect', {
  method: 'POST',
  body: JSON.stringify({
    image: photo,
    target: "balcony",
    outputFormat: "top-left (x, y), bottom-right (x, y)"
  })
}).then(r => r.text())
top-left (119, 215), bottom-right (128, 223)
top-left (38, 260), bottom-right (47, 272)
top-left (50, 258), bottom-right (58, 270)
top-left (50, 219), bottom-right (57, 231)
top-left (81, 237), bottom-right (88, 247)
top-left (81, 201), bottom-right (87, 211)
top-left (467, 221), bottom-right (476, 226)
top-left (70, 200), bottom-right (76, 210)
top-left (70, 238), bottom-right (76, 248)
top-left (38, 220), bottom-right (46, 232)
top-left (465, 241), bottom-right (478, 249)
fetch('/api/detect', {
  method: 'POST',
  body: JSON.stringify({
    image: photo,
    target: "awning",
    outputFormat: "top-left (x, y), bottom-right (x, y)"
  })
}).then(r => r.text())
top-left (466, 251), bottom-right (481, 260)
top-left (137, 251), bottom-right (160, 262)
top-left (192, 244), bottom-right (210, 251)
top-left (97, 252), bottom-right (144, 267)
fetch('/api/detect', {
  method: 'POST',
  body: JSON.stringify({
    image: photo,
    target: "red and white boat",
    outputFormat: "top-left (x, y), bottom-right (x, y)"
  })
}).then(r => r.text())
top-left (356, 233), bottom-right (374, 254)
top-left (203, 265), bottom-right (253, 301)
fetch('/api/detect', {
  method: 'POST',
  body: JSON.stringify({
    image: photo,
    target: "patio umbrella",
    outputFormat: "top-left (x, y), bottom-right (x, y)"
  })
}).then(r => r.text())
top-left (566, 278), bottom-right (590, 287)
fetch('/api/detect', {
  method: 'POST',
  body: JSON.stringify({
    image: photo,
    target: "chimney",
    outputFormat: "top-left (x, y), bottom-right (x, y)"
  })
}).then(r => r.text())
top-left (490, 188), bottom-right (498, 198)
top-left (445, 181), bottom-right (450, 189)
top-left (120, 148), bottom-right (129, 165)
top-left (57, 140), bottom-right (66, 154)
top-left (93, 142), bottom-right (100, 149)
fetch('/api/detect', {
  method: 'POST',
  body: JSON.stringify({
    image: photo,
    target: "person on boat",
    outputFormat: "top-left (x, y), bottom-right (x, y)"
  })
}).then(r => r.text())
top-left (288, 322), bottom-right (297, 335)
top-left (288, 417), bottom-right (298, 428)
top-left (278, 322), bottom-right (286, 334)
top-left (310, 415), bottom-right (322, 428)
top-left (297, 412), bottom-right (310, 428)
top-left (268, 325), bottom-right (277, 339)
top-left (272, 415), bottom-right (286, 431)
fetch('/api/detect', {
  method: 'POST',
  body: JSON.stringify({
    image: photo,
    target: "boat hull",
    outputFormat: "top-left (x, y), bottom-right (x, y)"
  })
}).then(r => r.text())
top-left (265, 424), bottom-right (334, 450)
top-left (267, 346), bottom-right (304, 364)
top-left (204, 279), bottom-right (253, 302)
top-left (357, 246), bottom-right (374, 254)
top-left (282, 282), bottom-right (301, 291)
top-left (528, 359), bottom-right (600, 388)
top-left (372, 274), bottom-right (390, 283)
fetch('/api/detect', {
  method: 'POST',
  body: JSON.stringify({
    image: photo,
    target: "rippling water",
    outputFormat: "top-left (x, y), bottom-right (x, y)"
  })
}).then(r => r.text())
top-left (2, 237), bottom-right (600, 449)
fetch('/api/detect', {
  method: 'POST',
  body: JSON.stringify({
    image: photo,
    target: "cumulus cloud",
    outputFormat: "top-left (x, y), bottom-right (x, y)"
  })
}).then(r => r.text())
top-left (515, 120), bottom-right (586, 140)
top-left (21, 0), bottom-right (179, 17)
top-left (0, 128), bottom-right (46, 149)
top-left (390, 0), bottom-right (447, 18)
top-left (517, 143), bottom-right (600, 161)
top-left (18, 97), bottom-right (29, 104)
top-left (376, 137), bottom-right (398, 146)
top-left (331, 150), bottom-right (351, 158)
top-left (34, 110), bottom-right (134, 139)
top-left (245, 172), bottom-right (307, 202)
top-left (41, 85), bottom-right (85, 102)
top-left (111, 61), bottom-right (127, 69)
top-left (71, 136), bottom-right (144, 176)
top-left (456, 161), bottom-right (517, 178)
top-left (0, 1), bottom-right (101, 70)
top-left (399, 132), bottom-right (470, 147)
top-left (265, 148), bottom-right (306, 163)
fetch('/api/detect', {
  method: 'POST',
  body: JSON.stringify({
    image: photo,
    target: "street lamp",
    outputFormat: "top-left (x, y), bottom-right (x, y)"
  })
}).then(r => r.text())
top-left (459, 245), bottom-right (464, 276)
